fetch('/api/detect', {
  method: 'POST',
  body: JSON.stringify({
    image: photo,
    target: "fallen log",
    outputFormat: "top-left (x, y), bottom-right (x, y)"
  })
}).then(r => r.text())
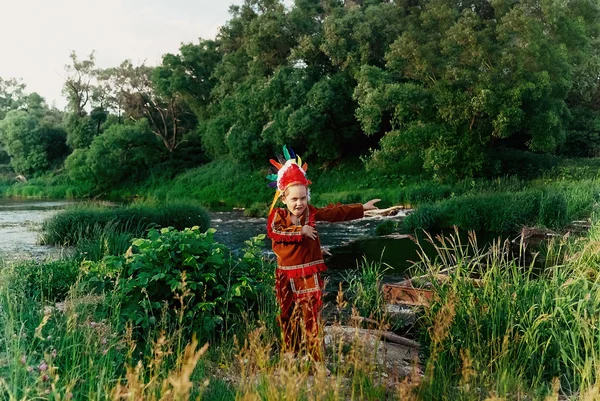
top-left (347, 319), bottom-right (420, 349)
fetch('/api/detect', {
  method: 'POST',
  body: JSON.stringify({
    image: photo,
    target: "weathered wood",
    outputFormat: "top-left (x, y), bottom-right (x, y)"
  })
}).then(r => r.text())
top-left (351, 316), bottom-right (380, 326)
top-left (335, 323), bottom-right (420, 349)
top-left (379, 331), bottom-right (420, 349)
top-left (383, 283), bottom-right (434, 307)
top-left (364, 205), bottom-right (405, 217)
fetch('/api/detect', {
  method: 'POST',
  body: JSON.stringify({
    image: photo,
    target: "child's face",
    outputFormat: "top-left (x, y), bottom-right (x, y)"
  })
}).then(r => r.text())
top-left (282, 185), bottom-right (308, 217)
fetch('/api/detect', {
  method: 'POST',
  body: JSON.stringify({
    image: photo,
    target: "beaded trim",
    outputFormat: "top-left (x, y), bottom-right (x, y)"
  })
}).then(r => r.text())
top-left (290, 273), bottom-right (320, 295)
top-left (277, 259), bottom-right (325, 271)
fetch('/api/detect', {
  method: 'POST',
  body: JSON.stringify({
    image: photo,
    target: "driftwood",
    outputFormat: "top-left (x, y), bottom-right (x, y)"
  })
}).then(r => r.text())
top-left (348, 318), bottom-right (420, 349)
top-left (364, 205), bottom-right (405, 217)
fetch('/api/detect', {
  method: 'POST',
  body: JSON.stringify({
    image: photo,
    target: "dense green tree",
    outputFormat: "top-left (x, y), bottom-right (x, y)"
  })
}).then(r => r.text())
top-left (154, 40), bottom-right (222, 116)
top-left (46, 0), bottom-right (600, 183)
top-left (0, 110), bottom-right (67, 176)
top-left (198, 0), bottom-right (370, 165)
top-left (354, 0), bottom-right (600, 179)
top-left (65, 121), bottom-right (162, 189)
top-left (65, 114), bottom-right (96, 150)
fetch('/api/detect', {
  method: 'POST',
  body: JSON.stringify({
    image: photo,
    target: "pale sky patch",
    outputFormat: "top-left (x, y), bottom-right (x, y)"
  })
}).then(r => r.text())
top-left (0, 0), bottom-right (245, 109)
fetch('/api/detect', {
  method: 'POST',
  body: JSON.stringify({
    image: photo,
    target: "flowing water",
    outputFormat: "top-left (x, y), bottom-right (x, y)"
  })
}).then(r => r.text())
top-left (4, 201), bottom-right (415, 282)
top-left (0, 199), bottom-right (77, 260)
top-left (7, 201), bottom-right (518, 286)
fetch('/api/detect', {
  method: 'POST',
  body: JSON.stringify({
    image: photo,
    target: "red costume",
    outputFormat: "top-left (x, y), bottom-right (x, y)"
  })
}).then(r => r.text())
top-left (267, 203), bottom-right (364, 360)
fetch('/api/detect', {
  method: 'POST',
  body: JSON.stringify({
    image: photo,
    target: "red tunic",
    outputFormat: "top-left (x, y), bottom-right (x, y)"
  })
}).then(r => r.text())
top-left (266, 203), bottom-right (364, 278)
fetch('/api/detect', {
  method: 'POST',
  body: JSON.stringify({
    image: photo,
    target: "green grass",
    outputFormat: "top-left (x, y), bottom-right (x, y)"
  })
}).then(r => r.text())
top-left (402, 179), bottom-right (600, 233)
top-left (413, 224), bottom-right (600, 399)
top-left (41, 202), bottom-right (211, 255)
top-left (3, 214), bottom-right (600, 398)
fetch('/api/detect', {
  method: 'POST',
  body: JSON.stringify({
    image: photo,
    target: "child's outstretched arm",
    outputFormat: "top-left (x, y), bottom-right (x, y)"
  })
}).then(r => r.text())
top-left (363, 199), bottom-right (381, 211)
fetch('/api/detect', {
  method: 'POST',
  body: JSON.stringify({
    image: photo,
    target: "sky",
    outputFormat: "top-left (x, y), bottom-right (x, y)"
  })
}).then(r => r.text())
top-left (0, 0), bottom-right (246, 109)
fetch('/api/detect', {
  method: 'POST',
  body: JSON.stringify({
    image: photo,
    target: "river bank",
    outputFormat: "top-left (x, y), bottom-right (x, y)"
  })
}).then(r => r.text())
top-left (1, 156), bottom-right (600, 237)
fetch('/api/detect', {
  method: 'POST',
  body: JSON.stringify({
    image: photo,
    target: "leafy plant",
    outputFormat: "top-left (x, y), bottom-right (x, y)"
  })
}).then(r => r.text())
top-left (107, 227), bottom-right (274, 342)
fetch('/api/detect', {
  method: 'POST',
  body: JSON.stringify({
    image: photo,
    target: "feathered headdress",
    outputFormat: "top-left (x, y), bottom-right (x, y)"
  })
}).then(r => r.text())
top-left (267, 145), bottom-right (311, 214)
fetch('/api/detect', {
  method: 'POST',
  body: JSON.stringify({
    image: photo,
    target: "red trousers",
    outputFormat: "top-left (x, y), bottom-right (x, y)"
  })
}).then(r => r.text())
top-left (275, 271), bottom-right (324, 361)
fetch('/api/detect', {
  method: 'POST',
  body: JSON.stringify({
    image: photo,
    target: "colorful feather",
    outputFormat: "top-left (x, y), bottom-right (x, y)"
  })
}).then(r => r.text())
top-left (302, 163), bottom-right (308, 172)
top-left (268, 182), bottom-right (277, 188)
top-left (270, 159), bottom-right (282, 169)
top-left (266, 174), bottom-right (278, 181)
top-left (269, 189), bottom-right (281, 215)
top-left (282, 145), bottom-right (291, 161)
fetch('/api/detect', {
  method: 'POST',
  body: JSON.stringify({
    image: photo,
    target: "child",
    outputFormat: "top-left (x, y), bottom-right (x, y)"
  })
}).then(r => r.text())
top-left (266, 146), bottom-right (380, 362)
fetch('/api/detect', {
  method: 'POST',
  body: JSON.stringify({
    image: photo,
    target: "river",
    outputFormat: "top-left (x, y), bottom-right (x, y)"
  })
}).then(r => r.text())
top-left (0, 199), bottom-right (77, 260)
top-left (5, 201), bottom-right (414, 281)
top-left (6, 201), bottom-right (518, 286)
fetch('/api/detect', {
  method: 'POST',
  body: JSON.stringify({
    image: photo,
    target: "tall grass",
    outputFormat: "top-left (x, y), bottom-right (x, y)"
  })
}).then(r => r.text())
top-left (41, 202), bottom-right (210, 251)
top-left (5, 218), bottom-right (600, 399)
top-left (0, 258), bottom-right (237, 400)
top-left (344, 256), bottom-right (391, 322)
top-left (403, 179), bottom-right (600, 232)
top-left (1, 173), bottom-right (94, 199)
top-left (412, 225), bottom-right (600, 399)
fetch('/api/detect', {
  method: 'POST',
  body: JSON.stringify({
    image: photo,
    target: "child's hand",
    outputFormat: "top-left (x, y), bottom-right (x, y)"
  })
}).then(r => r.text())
top-left (363, 199), bottom-right (381, 211)
top-left (301, 225), bottom-right (317, 240)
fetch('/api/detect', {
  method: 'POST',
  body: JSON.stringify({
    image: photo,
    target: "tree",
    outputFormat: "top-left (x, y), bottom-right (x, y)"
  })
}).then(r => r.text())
top-left (353, 0), bottom-right (600, 179)
top-left (101, 61), bottom-right (196, 155)
top-left (65, 121), bottom-right (162, 189)
top-left (0, 77), bottom-right (26, 120)
top-left (0, 110), bottom-right (67, 176)
top-left (154, 40), bottom-right (222, 117)
top-left (62, 51), bottom-right (97, 117)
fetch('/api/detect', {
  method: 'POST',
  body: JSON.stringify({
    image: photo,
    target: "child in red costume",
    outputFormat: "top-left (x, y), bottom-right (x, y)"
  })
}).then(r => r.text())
top-left (266, 147), bottom-right (379, 362)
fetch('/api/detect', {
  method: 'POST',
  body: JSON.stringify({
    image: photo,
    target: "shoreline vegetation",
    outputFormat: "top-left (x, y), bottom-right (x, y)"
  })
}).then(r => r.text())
top-left (0, 203), bottom-right (599, 399)
top-left (1, 153), bottom-right (599, 235)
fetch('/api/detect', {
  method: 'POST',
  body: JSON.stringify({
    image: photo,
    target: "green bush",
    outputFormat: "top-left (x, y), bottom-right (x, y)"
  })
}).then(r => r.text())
top-left (103, 227), bottom-right (274, 341)
top-left (403, 191), bottom-right (544, 233)
top-left (403, 204), bottom-right (444, 231)
top-left (64, 120), bottom-right (163, 190)
top-left (41, 202), bottom-right (211, 248)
